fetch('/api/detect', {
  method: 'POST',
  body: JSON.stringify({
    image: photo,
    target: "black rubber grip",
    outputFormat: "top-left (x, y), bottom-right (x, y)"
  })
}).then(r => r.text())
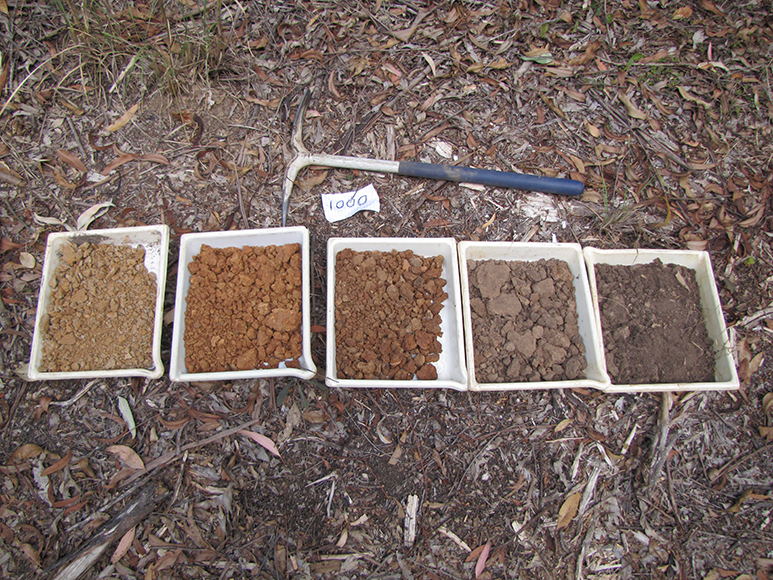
top-left (397, 161), bottom-right (584, 196)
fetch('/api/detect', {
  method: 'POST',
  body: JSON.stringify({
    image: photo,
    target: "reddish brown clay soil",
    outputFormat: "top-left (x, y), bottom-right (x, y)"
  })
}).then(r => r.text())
top-left (184, 243), bottom-right (303, 373)
top-left (467, 258), bottom-right (587, 383)
top-left (335, 249), bottom-right (447, 381)
top-left (40, 242), bottom-right (157, 372)
top-left (595, 260), bottom-right (715, 384)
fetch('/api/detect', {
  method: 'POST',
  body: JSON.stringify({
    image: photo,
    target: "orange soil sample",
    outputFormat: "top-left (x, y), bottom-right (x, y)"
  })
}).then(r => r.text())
top-left (335, 248), bottom-right (447, 381)
top-left (184, 243), bottom-right (303, 373)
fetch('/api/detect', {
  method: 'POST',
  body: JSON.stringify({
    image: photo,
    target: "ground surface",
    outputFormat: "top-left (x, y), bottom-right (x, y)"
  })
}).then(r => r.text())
top-left (1, 1), bottom-right (773, 579)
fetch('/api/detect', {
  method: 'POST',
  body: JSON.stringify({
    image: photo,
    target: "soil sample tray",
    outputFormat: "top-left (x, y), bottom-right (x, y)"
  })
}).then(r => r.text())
top-left (584, 248), bottom-right (739, 393)
top-left (459, 242), bottom-right (608, 391)
top-left (169, 227), bottom-right (316, 382)
top-left (28, 225), bottom-right (170, 380)
top-left (326, 238), bottom-right (467, 390)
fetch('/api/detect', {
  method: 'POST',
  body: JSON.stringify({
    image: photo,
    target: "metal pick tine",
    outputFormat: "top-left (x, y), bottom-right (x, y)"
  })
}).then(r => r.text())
top-left (281, 89), bottom-right (584, 227)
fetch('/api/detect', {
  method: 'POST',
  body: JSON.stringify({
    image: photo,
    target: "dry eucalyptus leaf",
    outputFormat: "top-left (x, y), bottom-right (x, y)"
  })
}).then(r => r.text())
top-left (105, 102), bottom-right (139, 133)
top-left (618, 91), bottom-right (648, 120)
top-left (0, 162), bottom-right (25, 187)
top-left (762, 393), bottom-right (773, 416)
top-left (56, 149), bottom-right (88, 172)
top-left (11, 443), bottom-right (44, 462)
top-left (238, 429), bottom-right (281, 457)
top-left (557, 491), bottom-right (582, 529)
top-left (106, 445), bottom-right (145, 470)
top-left (102, 154), bottom-right (137, 175)
top-left (76, 201), bottom-right (114, 231)
top-left (585, 121), bottom-right (601, 137)
top-left (475, 540), bottom-right (491, 578)
top-left (673, 6), bottom-right (693, 19)
top-left (19, 252), bottom-right (35, 269)
top-left (118, 396), bottom-right (136, 440)
top-left (110, 525), bottom-right (136, 564)
top-left (677, 86), bottom-right (712, 108)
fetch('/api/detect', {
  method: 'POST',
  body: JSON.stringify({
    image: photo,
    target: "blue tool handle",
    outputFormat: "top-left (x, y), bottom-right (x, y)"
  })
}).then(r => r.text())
top-left (397, 161), bottom-right (584, 196)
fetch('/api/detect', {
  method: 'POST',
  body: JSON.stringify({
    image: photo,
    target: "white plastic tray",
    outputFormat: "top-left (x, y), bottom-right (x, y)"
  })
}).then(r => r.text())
top-left (459, 242), bottom-right (609, 391)
top-left (583, 248), bottom-right (739, 392)
top-left (169, 227), bottom-right (317, 382)
top-left (28, 225), bottom-right (170, 380)
top-left (326, 237), bottom-right (468, 390)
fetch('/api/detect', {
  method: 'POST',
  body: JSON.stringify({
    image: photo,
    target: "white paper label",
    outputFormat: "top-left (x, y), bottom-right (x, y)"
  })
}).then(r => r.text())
top-left (322, 184), bottom-right (380, 222)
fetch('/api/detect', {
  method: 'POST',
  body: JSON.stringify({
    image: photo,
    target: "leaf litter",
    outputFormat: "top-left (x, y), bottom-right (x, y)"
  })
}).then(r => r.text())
top-left (0, 1), bottom-right (772, 579)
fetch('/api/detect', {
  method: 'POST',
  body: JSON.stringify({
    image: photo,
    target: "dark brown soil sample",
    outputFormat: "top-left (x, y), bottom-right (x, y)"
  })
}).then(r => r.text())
top-left (184, 243), bottom-right (303, 373)
top-left (467, 258), bottom-right (587, 383)
top-left (594, 259), bottom-right (715, 384)
top-left (40, 242), bottom-right (157, 372)
top-left (335, 248), bottom-right (447, 381)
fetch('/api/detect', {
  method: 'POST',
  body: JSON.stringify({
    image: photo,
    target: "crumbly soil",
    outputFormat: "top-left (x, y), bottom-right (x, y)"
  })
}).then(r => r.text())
top-left (467, 258), bottom-right (586, 383)
top-left (334, 248), bottom-right (446, 381)
top-left (40, 242), bottom-right (156, 372)
top-left (595, 260), bottom-right (716, 384)
top-left (184, 243), bottom-right (303, 373)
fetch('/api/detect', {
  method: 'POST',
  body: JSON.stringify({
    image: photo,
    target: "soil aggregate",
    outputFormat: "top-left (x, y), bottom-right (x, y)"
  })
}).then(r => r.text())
top-left (334, 248), bottom-right (447, 381)
top-left (40, 241), bottom-right (157, 372)
top-left (467, 258), bottom-right (587, 383)
top-left (184, 243), bottom-right (303, 373)
top-left (595, 259), bottom-right (716, 384)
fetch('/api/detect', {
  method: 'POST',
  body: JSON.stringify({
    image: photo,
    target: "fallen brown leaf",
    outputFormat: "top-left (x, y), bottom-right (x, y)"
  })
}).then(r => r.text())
top-left (238, 429), bottom-right (281, 457)
top-left (102, 154), bottom-right (138, 175)
top-left (106, 444), bottom-right (145, 470)
top-left (557, 491), bottom-right (581, 529)
top-left (105, 103), bottom-right (140, 133)
top-left (540, 93), bottom-right (567, 119)
top-left (673, 6), bottom-right (693, 19)
top-left (677, 86), bottom-right (712, 109)
top-left (40, 450), bottom-right (72, 477)
top-left (138, 153), bottom-right (169, 165)
top-left (110, 525), bottom-right (136, 564)
top-left (475, 540), bottom-right (491, 578)
top-left (392, 10), bottom-right (431, 42)
top-left (11, 443), bottom-right (44, 462)
top-left (56, 149), bottom-right (88, 172)
top-left (618, 91), bottom-right (648, 119)
top-left (0, 163), bottom-right (24, 186)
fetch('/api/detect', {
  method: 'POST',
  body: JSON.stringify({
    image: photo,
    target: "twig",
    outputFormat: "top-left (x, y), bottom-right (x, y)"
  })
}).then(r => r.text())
top-left (710, 441), bottom-right (773, 484)
top-left (68, 417), bottom-right (262, 533)
top-left (66, 117), bottom-right (90, 164)
top-left (50, 379), bottom-right (103, 408)
top-left (121, 417), bottom-right (262, 487)
top-left (49, 485), bottom-right (167, 579)
top-left (666, 462), bottom-right (684, 531)
top-left (649, 392), bottom-right (672, 488)
top-left (2, 380), bottom-right (28, 437)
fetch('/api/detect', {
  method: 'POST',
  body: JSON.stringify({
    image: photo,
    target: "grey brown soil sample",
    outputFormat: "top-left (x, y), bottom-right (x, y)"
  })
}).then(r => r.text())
top-left (335, 248), bottom-right (447, 381)
top-left (40, 242), bottom-right (157, 372)
top-left (467, 258), bottom-right (586, 383)
top-left (184, 244), bottom-right (303, 373)
top-left (595, 259), bottom-right (715, 384)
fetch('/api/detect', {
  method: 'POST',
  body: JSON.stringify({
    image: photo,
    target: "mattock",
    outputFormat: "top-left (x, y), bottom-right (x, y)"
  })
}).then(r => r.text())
top-left (281, 89), bottom-right (585, 227)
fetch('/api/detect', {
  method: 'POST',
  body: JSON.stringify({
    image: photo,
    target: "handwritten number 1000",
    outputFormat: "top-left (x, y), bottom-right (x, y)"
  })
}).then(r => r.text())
top-left (330, 195), bottom-right (369, 210)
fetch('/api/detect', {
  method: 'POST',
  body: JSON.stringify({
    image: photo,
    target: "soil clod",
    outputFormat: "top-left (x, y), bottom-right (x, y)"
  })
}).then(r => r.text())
top-left (40, 242), bottom-right (157, 372)
top-left (335, 248), bottom-right (447, 380)
top-left (184, 244), bottom-right (303, 373)
top-left (467, 258), bottom-right (587, 383)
